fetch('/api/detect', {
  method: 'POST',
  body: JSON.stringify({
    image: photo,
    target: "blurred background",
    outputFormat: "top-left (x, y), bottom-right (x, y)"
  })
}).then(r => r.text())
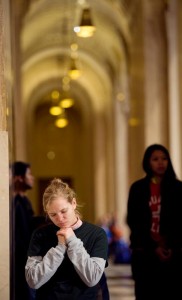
top-left (1, 0), bottom-right (181, 231)
top-left (7, 0), bottom-right (182, 232)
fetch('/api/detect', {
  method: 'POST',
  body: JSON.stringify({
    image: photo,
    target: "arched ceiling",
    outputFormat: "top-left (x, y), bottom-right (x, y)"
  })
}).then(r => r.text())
top-left (19, 0), bottom-right (138, 116)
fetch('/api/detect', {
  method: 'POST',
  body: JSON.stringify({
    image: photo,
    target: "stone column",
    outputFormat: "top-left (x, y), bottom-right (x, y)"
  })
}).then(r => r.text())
top-left (166, 0), bottom-right (182, 178)
top-left (114, 63), bottom-right (130, 240)
top-left (10, 0), bottom-right (29, 160)
top-left (114, 98), bottom-right (129, 239)
top-left (143, 0), bottom-right (169, 146)
top-left (0, 0), bottom-right (12, 299)
top-left (93, 113), bottom-right (107, 221)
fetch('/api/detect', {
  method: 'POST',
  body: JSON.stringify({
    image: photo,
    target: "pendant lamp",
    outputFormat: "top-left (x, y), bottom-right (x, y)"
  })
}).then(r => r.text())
top-left (74, 7), bottom-right (96, 38)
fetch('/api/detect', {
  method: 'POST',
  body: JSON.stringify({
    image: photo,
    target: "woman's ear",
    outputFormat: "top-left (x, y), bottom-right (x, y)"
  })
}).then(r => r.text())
top-left (72, 198), bottom-right (77, 208)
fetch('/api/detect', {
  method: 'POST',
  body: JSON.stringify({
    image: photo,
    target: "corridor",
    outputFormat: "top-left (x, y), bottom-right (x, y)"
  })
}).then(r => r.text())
top-left (105, 262), bottom-right (135, 300)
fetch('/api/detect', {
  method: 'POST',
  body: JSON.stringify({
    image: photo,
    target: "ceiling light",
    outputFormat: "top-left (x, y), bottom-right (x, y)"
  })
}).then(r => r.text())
top-left (60, 97), bottom-right (74, 108)
top-left (51, 90), bottom-right (60, 100)
top-left (47, 151), bottom-right (55, 160)
top-left (68, 57), bottom-right (81, 79)
top-left (49, 105), bottom-right (63, 116)
top-left (70, 43), bottom-right (78, 52)
top-left (55, 116), bottom-right (69, 128)
top-left (74, 7), bottom-right (96, 38)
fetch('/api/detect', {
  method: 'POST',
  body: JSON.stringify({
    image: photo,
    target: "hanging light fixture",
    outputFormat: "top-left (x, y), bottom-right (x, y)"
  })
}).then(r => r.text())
top-left (59, 76), bottom-right (74, 108)
top-left (51, 90), bottom-right (60, 100)
top-left (74, 7), bottom-right (96, 38)
top-left (60, 96), bottom-right (74, 108)
top-left (68, 57), bottom-right (81, 79)
top-left (68, 43), bottom-right (81, 79)
top-left (55, 116), bottom-right (69, 128)
top-left (49, 105), bottom-right (63, 116)
top-left (49, 90), bottom-right (64, 116)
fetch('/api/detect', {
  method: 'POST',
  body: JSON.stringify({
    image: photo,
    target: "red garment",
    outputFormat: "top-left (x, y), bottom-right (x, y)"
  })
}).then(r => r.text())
top-left (149, 181), bottom-right (161, 242)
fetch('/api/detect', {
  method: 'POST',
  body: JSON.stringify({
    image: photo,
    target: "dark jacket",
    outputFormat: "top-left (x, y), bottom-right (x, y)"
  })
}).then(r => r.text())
top-left (12, 194), bottom-right (35, 300)
top-left (127, 176), bottom-right (182, 251)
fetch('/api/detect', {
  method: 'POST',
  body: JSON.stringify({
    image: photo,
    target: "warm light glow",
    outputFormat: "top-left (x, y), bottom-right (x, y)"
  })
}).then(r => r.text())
top-left (68, 57), bottom-right (81, 79)
top-left (51, 90), bottom-right (60, 99)
top-left (129, 118), bottom-right (140, 127)
top-left (60, 98), bottom-right (74, 108)
top-left (68, 68), bottom-right (81, 79)
top-left (74, 7), bottom-right (96, 38)
top-left (74, 25), bottom-right (96, 37)
top-left (49, 106), bottom-right (63, 116)
top-left (70, 43), bottom-right (78, 51)
top-left (55, 117), bottom-right (68, 128)
top-left (62, 76), bottom-right (70, 85)
top-left (47, 151), bottom-right (55, 160)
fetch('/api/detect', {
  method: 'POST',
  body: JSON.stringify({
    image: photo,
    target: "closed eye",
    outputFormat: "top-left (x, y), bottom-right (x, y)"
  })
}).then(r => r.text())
top-left (49, 213), bottom-right (57, 217)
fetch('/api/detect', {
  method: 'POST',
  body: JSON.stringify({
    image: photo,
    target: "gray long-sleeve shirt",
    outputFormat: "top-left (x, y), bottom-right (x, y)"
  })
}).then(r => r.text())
top-left (25, 221), bottom-right (108, 300)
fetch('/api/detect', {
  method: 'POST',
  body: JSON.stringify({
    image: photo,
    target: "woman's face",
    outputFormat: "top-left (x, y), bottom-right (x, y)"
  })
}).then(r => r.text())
top-left (46, 197), bottom-right (77, 228)
top-left (149, 150), bottom-right (168, 177)
top-left (24, 167), bottom-right (34, 189)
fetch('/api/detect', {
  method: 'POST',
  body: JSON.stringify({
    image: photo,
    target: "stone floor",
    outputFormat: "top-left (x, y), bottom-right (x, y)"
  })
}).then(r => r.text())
top-left (105, 262), bottom-right (135, 300)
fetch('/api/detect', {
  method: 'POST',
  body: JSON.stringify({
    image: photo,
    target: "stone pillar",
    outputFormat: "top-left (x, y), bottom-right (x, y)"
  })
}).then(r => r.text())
top-left (114, 63), bottom-right (130, 240)
top-left (10, 0), bottom-right (29, 160)
top-left (143, 0), bottom-right (169, 146)
top-left (0, 0), bottom-right (12, 299)
top-left (114, 98), bottom-right (129, 239)
top-left (94, 114), bottom-right (107, 221)
top-left (166, 0), bottom-right (182, 179)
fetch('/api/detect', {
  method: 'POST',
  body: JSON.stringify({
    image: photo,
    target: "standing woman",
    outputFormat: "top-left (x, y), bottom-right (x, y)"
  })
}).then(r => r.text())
top-left (126, 144), bottom-right (182, 300)
top-left (25, 178), bottom-right (109, 300)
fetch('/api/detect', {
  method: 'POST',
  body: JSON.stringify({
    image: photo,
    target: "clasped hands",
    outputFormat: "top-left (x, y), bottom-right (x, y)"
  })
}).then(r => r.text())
top-left (56, 227), bottom-right (75, 245)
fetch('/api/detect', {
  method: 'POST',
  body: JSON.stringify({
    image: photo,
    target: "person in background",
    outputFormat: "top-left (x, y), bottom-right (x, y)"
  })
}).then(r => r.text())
top-left (25, 178), bottom-right (109, 300)
top-left (126, 144), bottom-right (182, 300)
top-left (11, 161), bottom-right (36, 300)
top-left (109, 213), bottom-right (131, 264)
top-left (98, 213), bottom-right (131, 264)
top-left (97, 213), bottom-right (113, 252)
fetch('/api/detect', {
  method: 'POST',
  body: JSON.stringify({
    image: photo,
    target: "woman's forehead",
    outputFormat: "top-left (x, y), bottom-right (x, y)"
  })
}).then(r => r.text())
top-left (150, 149), bottom-right (166, 156)
top-left (47, 197), bottom-right (68, 208)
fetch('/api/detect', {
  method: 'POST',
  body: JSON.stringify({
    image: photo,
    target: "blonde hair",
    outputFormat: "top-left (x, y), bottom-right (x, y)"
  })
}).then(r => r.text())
top-left (43, 178), bottom-right (81, 217)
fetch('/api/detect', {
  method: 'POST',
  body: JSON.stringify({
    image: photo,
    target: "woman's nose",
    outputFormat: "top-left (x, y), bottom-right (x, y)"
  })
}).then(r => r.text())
top-left (57, 213), bottom-right (63, 221)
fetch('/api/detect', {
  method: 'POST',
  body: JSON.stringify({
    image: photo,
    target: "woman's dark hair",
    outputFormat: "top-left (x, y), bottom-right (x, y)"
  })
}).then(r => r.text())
top-left (142, 144), bottom-right (176, 179)
top-left (12, 161), bottom-right (31, 177)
